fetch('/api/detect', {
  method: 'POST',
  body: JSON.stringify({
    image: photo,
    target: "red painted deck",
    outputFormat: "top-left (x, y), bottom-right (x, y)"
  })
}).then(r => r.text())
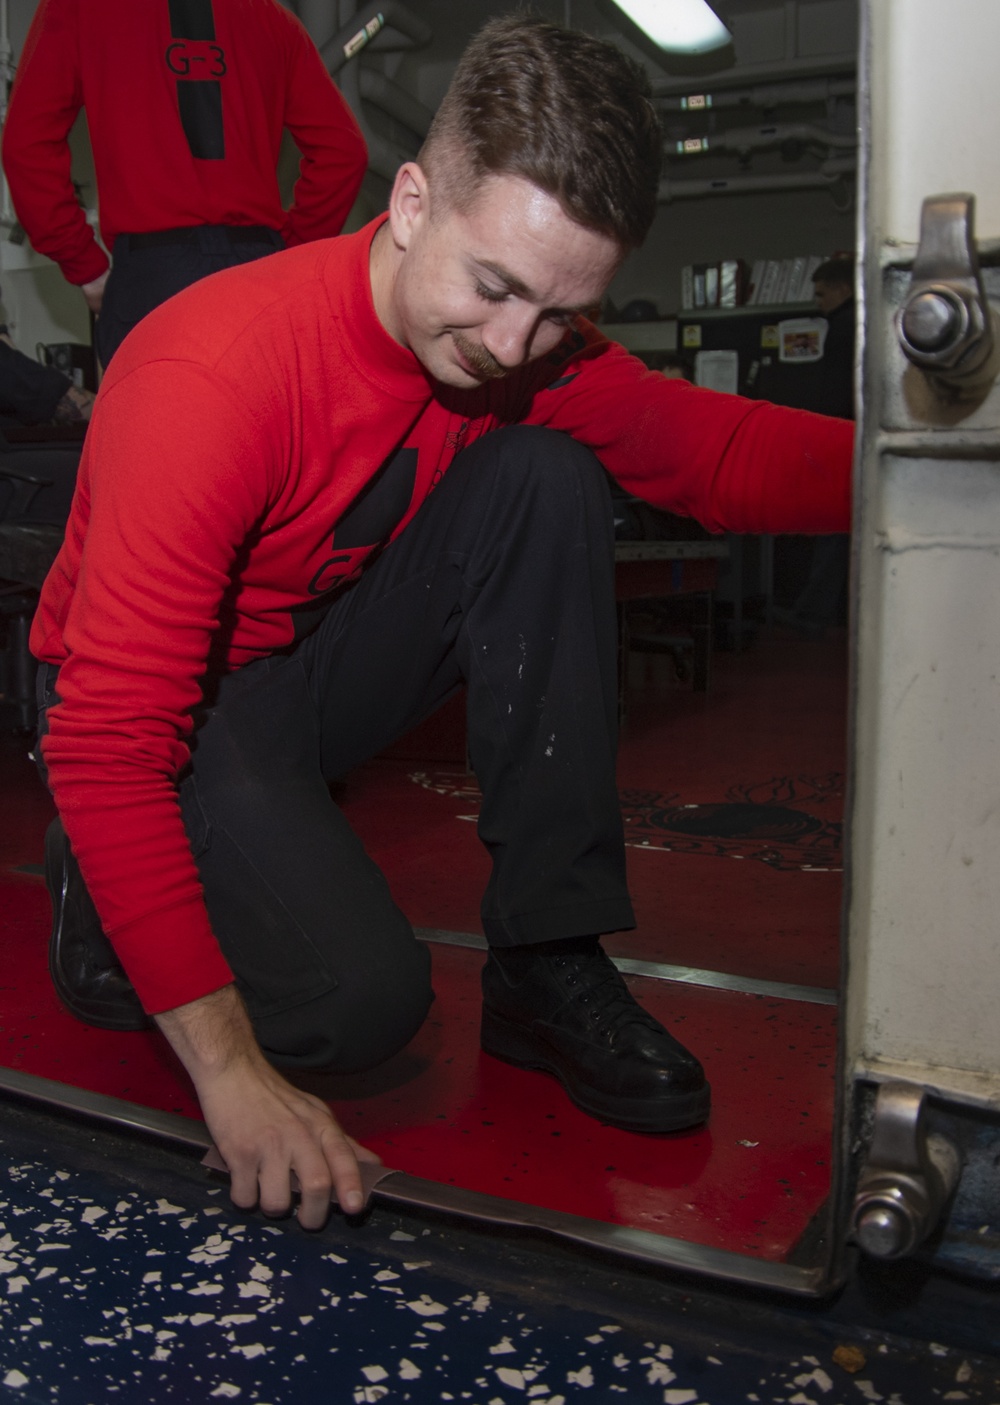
top-left (0, 626), bottom-right (846, 1261)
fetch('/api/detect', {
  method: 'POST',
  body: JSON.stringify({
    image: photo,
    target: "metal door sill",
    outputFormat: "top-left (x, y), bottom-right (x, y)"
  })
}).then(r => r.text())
top-left (0, 1065), bottom-right (832, 1298)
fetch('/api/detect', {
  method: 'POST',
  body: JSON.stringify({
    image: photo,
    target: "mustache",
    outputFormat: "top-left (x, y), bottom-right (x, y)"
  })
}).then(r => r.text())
top-left (452, 333), bottom-right (507, 381)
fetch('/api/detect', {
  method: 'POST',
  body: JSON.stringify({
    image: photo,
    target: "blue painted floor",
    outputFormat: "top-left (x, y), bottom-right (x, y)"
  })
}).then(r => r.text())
top-left (1, 1099), bottom-right (999, 1403)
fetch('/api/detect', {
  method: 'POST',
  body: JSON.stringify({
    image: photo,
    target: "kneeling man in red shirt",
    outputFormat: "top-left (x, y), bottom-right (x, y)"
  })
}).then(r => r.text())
top-left (33, 16), bottom-right (852, 1227)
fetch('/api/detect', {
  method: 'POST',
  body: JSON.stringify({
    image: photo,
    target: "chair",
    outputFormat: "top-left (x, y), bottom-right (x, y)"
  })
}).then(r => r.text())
top-left (0, 426), bottom-right (82, 731)
top-left (610, 493), bottom-right (729, 720)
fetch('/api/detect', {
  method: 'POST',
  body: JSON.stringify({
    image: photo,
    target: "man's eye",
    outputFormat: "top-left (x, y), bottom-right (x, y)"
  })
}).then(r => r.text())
top-left (475, 282), bottom-right (508, 304)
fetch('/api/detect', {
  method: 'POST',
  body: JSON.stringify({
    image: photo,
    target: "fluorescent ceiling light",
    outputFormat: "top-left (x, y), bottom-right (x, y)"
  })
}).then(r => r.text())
top-left (611, 0), bottom-right (732, 53)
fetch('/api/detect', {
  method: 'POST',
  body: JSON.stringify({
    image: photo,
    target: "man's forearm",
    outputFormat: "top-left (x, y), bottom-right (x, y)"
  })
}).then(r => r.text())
top-left (154, 982), bottom-right (370, 1226)
top-left (154, 981), bottom-right (261, 1082)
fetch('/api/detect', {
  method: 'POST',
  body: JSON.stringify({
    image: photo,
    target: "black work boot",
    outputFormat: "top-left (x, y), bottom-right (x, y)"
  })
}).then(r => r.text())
top-left (44, 817), bottom-right (150, 1031)
top-left (481, 939), bottom-right (710, 1133)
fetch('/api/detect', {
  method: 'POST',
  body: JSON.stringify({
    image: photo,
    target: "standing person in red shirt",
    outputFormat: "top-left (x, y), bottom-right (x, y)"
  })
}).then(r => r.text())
top-left (1, 0), bottom-right (367, 366)
top-left (33, 16), bottom-right (854, 1227)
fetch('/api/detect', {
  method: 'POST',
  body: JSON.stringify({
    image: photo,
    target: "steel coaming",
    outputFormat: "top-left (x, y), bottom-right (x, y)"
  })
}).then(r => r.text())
top-left (416, 928), bottom-right (838, 1006)
top-left (0, 1065), bottom-right (827, 1297)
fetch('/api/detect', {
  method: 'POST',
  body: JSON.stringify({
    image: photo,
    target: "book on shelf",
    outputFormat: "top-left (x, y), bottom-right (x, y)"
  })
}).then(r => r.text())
top-left (692, 267), bottom-right (706, 307)
top-left (769, 264), bottom-right (792, 309)
top-left (681, 263), bottom-right (715, 308)
top-left (783, 255), bottom-right (809, 303)
top-left (753, 254), bottom-right (829, 307)
top-left (756, 260), bottom-right (783, 306)
top-left (691, 262), bottom-right (715, 308)
top-left (704, 264), bottom-right (719, 307)
top-left (683, 260), bottom-right (749, 310)
top-left (798, 254), bottom-right (825, 302)
top-left (718, 258), bottom-right (748, 308)
top-left (680, 264), bottom-right (694, 310)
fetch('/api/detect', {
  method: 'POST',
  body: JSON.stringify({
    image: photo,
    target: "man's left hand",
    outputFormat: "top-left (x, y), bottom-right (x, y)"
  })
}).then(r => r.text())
top-left (80, 269), bottom-right (109, 314)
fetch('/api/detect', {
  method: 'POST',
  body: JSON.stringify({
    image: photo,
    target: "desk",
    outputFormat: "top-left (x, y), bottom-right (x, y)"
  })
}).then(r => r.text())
top-left (382, 538), bottom-right (729, 762)
top-left (614, 538), bottom-right (729, 711)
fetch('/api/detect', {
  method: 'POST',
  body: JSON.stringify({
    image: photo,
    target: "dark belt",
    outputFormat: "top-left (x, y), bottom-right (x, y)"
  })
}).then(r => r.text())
top-left (123, 225), bottom-right (278, 251)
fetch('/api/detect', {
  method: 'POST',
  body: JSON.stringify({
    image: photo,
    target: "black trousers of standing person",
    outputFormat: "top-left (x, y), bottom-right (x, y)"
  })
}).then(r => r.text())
top-left (37, 427), bottom-right (635, 1073)
top-left (96, 225), bottom-right (285, 367)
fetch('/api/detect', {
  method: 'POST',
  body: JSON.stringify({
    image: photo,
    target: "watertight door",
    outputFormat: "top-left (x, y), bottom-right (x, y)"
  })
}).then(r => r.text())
top-left (840, 0), bottom-right (1000, 1276)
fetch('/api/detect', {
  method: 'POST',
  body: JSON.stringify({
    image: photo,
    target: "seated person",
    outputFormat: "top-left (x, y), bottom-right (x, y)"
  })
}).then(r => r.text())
top-left (0, 322), bottom-right (93, 428)
top-left (0, 300), bottom-right (89, 528)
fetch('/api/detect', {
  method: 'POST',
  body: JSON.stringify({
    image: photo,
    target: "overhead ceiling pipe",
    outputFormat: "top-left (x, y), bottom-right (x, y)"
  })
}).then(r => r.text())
top-left (657, 76), bottom-right (856, 112)
top-left (669, 121), bottom-right (856, 159)
top-left (321, 0), bottom-right (432, 75)
top-left (650, 53), bottom-right (856, 98)
top-left (658, 157), bottom-right (856, 202)
top-left (358, 69), bottom-right (434, 143)
top-left (316, 1), bottom-right (433, 185)
top-left (338, 59), bottom-right (413, 184)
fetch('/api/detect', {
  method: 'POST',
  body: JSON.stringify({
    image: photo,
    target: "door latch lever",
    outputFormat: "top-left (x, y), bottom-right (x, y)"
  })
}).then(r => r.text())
top-left (851, 1080), bottom-right (960, 1260)
top-left (896, 193), bottom-right (999, 396)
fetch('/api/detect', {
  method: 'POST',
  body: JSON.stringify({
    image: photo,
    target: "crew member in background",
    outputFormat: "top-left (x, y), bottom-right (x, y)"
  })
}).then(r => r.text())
top-left (1, 0), bottom-right (367, 367)
top-left (808, 257), bottom-right (855, 419)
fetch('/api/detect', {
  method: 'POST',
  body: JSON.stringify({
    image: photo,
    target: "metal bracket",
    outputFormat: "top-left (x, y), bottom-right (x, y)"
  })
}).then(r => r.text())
top-left (896, 192), bottom-right (1000, 397)
top-left (850, 1080), bottom-right (960, 1260)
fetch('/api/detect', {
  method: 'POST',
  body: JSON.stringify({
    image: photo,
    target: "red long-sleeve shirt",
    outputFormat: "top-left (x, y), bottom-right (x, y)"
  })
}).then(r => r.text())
top-left (32, 216), bottom-right (854, 1014)
top-left (1, 0), bottom-right (367, 286)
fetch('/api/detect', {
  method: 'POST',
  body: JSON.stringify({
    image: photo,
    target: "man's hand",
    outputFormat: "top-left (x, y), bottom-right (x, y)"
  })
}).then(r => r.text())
top-left (80, 269), bottom-right (109, 314)
top-left (155, 984), bottom-right (379, 1228)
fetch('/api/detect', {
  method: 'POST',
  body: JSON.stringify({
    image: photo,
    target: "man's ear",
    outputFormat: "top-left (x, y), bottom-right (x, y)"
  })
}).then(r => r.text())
top-left (387, 162), bottom-right (430, 252)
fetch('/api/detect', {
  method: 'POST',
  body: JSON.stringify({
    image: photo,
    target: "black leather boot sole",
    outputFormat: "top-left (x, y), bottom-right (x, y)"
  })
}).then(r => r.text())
top-left (480, 947), bottom-right (711, 1134)
top-left (45, 818), bottom-right (151, 1031)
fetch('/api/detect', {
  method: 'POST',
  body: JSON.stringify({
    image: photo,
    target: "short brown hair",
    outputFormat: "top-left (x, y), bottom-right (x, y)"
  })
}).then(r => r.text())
top-left (419, 14), bottom-right (662, 251)
top-left (812, 257), bottom-right (854, 289)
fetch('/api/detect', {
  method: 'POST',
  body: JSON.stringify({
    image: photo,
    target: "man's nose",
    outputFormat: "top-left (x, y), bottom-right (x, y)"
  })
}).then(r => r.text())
top-left (482, 306), bottom-right (553, 368)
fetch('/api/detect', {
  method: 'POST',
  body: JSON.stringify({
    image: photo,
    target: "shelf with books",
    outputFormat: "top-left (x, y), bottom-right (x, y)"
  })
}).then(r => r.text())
top-left (679, 255), bottom-right (828, 315)
top-left (598, 320), bottom-right (678, 352)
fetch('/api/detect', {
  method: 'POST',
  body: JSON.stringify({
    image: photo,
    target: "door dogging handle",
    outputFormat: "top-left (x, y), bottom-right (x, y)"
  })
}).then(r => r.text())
top-left (850, 1080), bottom-right (960, 1260)
top-left (896, 192), bottom-right (999, 395)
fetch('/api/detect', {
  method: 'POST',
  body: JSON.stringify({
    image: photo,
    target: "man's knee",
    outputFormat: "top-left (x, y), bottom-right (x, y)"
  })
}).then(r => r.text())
top-left (446, 425), bottom-right (613, 545)
top-left (252, 934), bottom-right (434, 1074)
top-left (473, 424), bottom-right (607, 488)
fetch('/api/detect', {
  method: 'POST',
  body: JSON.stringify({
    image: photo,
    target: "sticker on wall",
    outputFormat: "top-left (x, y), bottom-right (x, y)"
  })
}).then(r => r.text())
top-left (694, 349), bottom-right (738, 394)
top-left (681, 324), bottom-right (702, 348)
top-left (777, 317), bottom-right (829, 363)
top-left (760, 324), bottom-right (780, 348)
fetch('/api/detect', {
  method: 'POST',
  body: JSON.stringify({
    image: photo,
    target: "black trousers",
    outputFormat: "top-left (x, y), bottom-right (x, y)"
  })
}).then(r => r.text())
top-left (97, 225), bottom-right (285, 367)
top-left (38, 427), bottom-right (634, 1072)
